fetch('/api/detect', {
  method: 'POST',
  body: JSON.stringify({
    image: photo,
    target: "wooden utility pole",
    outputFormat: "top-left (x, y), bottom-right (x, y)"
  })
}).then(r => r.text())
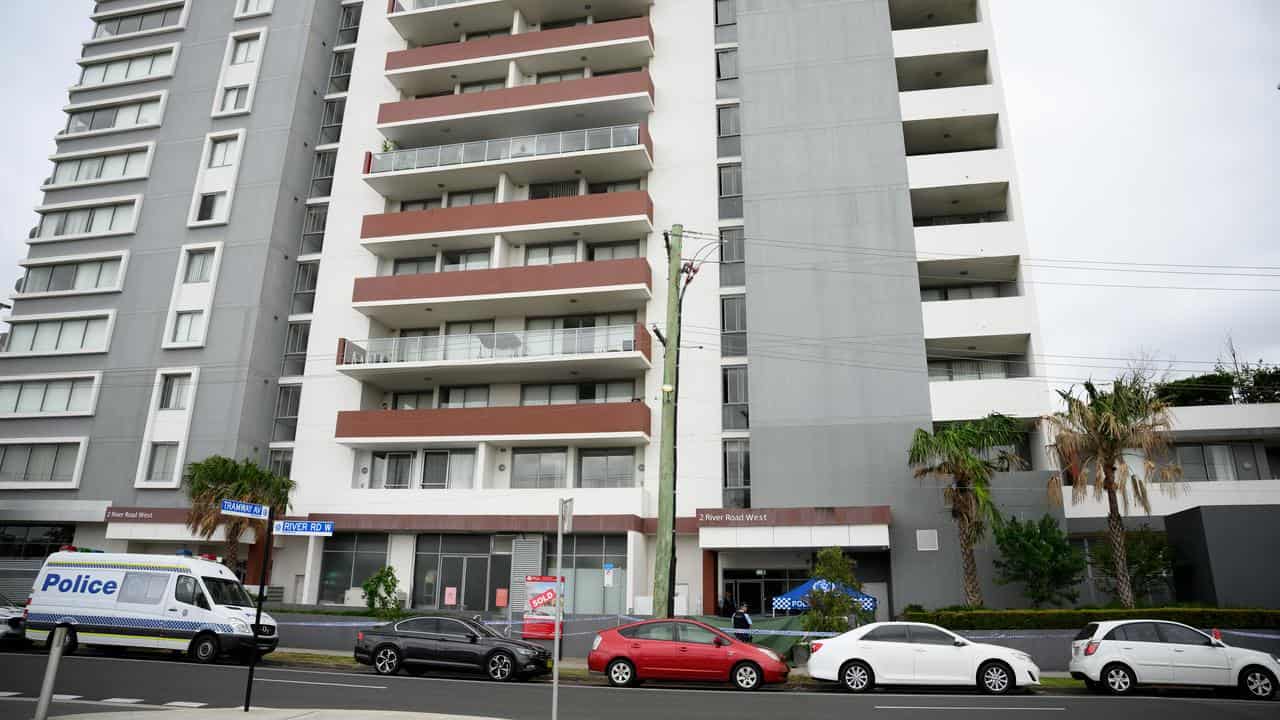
top-left (652, 224), bottom-right (683, 618)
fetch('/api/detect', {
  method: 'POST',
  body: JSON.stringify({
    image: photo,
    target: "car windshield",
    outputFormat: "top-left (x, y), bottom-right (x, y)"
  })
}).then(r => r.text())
top-left (202, 577), bottom-right (256, 607)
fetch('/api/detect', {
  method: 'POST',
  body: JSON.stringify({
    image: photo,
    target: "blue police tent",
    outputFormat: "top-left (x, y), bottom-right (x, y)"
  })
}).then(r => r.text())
top-left (770, 578), bottom-right (878, 614)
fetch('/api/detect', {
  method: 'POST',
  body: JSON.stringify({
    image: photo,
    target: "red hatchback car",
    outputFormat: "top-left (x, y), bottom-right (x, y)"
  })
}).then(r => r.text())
top-left (588, 618), bottom-right (789, 690)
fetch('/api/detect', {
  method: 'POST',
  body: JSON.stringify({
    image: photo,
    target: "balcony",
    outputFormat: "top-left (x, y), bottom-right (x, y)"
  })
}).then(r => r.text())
top-left (351, 257), bottom-right (652, 325)
top-left (360, 191), bottom-right (653, 257)
top-left (335, 401), bottom-right (651, 447)
top-left (386, 17), bottom-right (654, 97)
top-left (930, 376), bottom-right (1054, 422)
top-left (387, 0), bottom-right (652, 46)
top-left (914, 217), bottom-right (1019, 260)
top-left (899, 83), bottom-right (998, 123)
top-left (889, 0), bottom-right (978, 31)
top-left (903, 114), bottom-right (998, 156)
top-left (892, 20), bottom-right (989, 60)
top-left (911, 182), bottom-right (1008, 227)
top-left (378, 70), bottom-right (655, 146)
top-left (907, 148), bottom-right (1010, 190)
top-left (337, 323), bottom-right (652, 388)
top-left (364, 123), bottom-right (653, 201)
top-left (921, 295), bottom-right (1033, 340)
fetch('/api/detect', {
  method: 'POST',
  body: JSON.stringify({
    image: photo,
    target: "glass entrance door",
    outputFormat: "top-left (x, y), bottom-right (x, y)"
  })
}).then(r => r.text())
top-left (438, 555), bottom-right (491, 611)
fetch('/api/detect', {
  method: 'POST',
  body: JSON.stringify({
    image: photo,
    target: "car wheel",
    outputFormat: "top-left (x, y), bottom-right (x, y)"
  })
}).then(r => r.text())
top-left (979, 661), bottom-right (1014, 695)
top-left (607, 658), bottom-right (637, 687)
top-left (188, 634), bottom-right (219, 664)
top-left (1102, 663), bottom-right (1136, 696)
top-left (840, 660), bottom-right (874, 693)
top-left (372, 645), bottom-right (402, 675)
top-left (1240, 666), bottom-right (1277, 701)
top-left (486, 651), bottom-right (516, 682)
top-left (732, 662), bottom-right (763, 691)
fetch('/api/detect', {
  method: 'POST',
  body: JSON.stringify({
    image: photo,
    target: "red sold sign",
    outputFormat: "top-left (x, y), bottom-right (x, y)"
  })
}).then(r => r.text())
top-left (529, 588), bottom-right (557, 611)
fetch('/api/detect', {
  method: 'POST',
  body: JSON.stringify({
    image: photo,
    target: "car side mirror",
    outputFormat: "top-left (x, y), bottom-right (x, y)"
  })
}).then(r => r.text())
top-left (953, 639), bottom-right (967, 647)
top-left (1210, 639), bottom-right (1225, 648)
top-left (714, 636), bottom-right (728, 647)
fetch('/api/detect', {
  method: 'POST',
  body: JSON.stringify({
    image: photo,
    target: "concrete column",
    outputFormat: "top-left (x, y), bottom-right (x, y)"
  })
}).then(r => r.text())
top-left (475, 442), bottom-right (490, 489)
top-left (496, 172), bottom-right (515, 203)
top-left (511, 9), bottom-right (527, 34)
top-left (626, 530), bottom-right (646, 614)
top-left (492, 234), bottom-right (507, 268)
top-left (301, 535), bottom-right (323, 605)
top-left (564, 446), bottom-right (577, 490)
top-left (386, 533), bottom-right (417, 609)
top-left (505, 60), bottom-right (520, 88)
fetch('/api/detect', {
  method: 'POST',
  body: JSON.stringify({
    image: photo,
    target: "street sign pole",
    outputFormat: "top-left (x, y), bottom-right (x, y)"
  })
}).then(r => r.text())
top-left (551, 497), bottom-right (572, 720)
top-left (243, 506), bottom-right (274, 713)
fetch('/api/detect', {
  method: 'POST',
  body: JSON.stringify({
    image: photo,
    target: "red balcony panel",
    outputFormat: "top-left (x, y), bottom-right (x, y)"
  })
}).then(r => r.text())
top-left (335, 402), bottom-right (651, 439)
top-left (386, 17), bottom-right (653, 71)
top-left (353, 257), bottom-right (651, 302)
top-left (633, 322), bottom-right (652, 360)
top-left (360, 191), bottom-right (652, 239)
top-left (378, 70), bottom-right (654, 125)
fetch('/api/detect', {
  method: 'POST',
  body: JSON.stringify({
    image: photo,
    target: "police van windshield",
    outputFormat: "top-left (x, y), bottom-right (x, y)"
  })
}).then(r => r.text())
top-left (202, 577), bottom-right (256, 608)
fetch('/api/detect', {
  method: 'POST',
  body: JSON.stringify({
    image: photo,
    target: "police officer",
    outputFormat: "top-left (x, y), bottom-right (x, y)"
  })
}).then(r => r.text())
top-left (731, 603), bottom-right (752, 643)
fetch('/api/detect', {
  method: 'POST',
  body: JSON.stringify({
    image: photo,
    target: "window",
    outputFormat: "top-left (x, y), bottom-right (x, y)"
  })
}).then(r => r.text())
top-left (0, 443), bottom-right (82, 485)
top-left (231, 36), bottom-right (260, 64)
top-left (318, 533), bottom-right (388, 603)
top-left (722, 366), bottom-right (749, 429)
top-left (374, 451), bottom-right (414, 489)
top-left (337, 4), bottom-right (361, 44)
top-left (440, 386), bottom-right (489, 408)
top-left (79, 49), bottom-right (173, 87)
top-left (588, 180), bottom-right (642, 194)
top-left (627, 622), bottom-right (676, 641)
top-left (175, 575), bottom-right (205, 608)
top-left (460, 78), bottom-right (506, 94)
top-left (394, 257), bottom-right (435, 276)
top-left (1174, 442), bottom-right (1263, 482)
top-left (184, 249), bottom-right (214, 283)
top-left (723, 439), bottom-right (750, 508)
top-left (301, 205), bottom-right (327, 254)
top-left (540, 18), bottom-right (588, 30)
top-left (0, 525), bottom-right (74, 559)
top-left (22, 258), bottom-right (122, 294)
top-left (863, 625), bottom-right (910, 643)
top-left (64, 98), bottom-right (161, 135)
top-left (719, 164), bottom-right (743, 197)
top-left (928, 357), bottom-right (1025, 382)
top-left (511, 448), bottom-right (567, 489)
top-left (721, 295), bottom-right (747, 356)
top-left (273, 385), bottom-right (301, 441)
top-left (589, 241), bottom-right (639, 261)
top-left (158, 374), bottom-right (192, 410)
top-left (446, 188), bottom-right (496, 207)
top-left (393, 391), bottom-right (433, 410)
top-left (37, 201), bottom-right (136, 239)
top-left (400, 198), bottom-right (442, 213)
top-left (239, 0), bottom-right (271, 16)
top-left (118, 572), bottom-right (169, 605)
top-left (1157, 623), bottom-right (1209, 646)
top-left (421, 449), bottom-right (477, 489)
top-left (320, 99), bottom-right (345, 143)
top-left (50, 149), bottom-right (148, 186)
top-left (909, 626), bottom-right (956, 645)
top-left (530, 181), bottom-right (580, 200)
top-left (525, 243), bottom-right (576, 266)
top-left (0, 378), bottom-right (95, 415)
top-left (536, 69), bottom-right (585, 85)
top-left (208, 138), bottom-right (238, 168)
top-left (521, 381), bottom-right (635, 406)
top-left (268, 449), bottom-right (292, 478)
top-left (5, 316), bottom-right (110, 355)
top-left (172, 311), bottom-right (204, 343)
top-left (442, 249), bottom-right (491, 272)
top-left (292, 262), bottom-right (319, 314)
top-left (715, 0), bottom-right (738, 25)
top-left (678, 623), bottom-right (723, 645)
top-left (578, 448), bottom-right (635, 488)
top-left (282, 322), bottom-right (310, 375)
top-left (93, 6), bottom-right (183, 39)
top-left (220, 86), bottom-right (249, 113)
top-left (196, 192), bottom-right (228, 222)
top-left (311, 150), bottom-right (337, 196)
top-left (145, 442), bottom-right (179, 484)
top-left (716, 49), bottom-right (739, 80)
top-left (1106, 622), bottom-right (1161, 643)
top-left (717, 105), bottom-right (741, 137)
top-left (720, 227), bottom-right (745, 286)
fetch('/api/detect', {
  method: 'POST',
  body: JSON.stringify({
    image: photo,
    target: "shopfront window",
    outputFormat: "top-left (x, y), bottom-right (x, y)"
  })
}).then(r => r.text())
top-left (412, 534), bottom-right (512, 612)
top-left (318, 533), bottom-right (388, 604)
top-left (0, 525), bottom-right (74, 559)
top-left (545, 534), bottom-right (627, 615)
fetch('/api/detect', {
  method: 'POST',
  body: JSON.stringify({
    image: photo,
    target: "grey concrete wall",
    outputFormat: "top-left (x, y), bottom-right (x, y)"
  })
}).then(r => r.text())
top-left (3, 0), bottom-right (338, 510)
top-left (1169, 505), bottom-right (1280, 608)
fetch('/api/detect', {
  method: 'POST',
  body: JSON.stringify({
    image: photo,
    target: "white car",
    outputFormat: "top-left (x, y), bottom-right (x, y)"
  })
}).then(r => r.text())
top-left (1069, 620), bottom-right (1279, 700)
top-left (0, 591), bottom-right (25, 643)
top-left (808, 621), bottom-right (1041, 694)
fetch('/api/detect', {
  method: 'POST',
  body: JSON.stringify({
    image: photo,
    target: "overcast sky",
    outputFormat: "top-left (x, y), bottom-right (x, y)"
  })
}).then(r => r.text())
top-left (1, 1), bottom-right (1276, 388)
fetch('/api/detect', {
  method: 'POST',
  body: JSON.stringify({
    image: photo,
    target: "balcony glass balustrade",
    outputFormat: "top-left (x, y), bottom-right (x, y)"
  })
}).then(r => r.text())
top-left (369, 123), bottom-right (641, 174)
top-left (342, 324), bottom-right (641, 365)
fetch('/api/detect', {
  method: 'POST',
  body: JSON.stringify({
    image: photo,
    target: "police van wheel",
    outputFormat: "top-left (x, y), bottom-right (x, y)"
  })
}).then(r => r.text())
top-left (189, 634), bottom-right (220, 664)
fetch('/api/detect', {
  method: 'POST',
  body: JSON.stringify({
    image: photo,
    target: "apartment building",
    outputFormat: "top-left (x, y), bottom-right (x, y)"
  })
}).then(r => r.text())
top-left (10, 0), bottom-right (1270, 615)
top-left (0, 0), bottom-right (351, 595)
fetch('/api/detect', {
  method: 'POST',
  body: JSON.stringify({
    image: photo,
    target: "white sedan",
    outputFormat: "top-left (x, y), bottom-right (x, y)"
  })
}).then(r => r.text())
top-left (1069, 620), bottom-right (1279, 700)
top-left (808, 621), bottom-right (1041, 694)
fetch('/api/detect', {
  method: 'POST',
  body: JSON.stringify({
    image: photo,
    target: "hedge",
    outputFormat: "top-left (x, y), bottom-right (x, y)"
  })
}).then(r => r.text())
top-left (901, 608), bottom-right (1280, 630)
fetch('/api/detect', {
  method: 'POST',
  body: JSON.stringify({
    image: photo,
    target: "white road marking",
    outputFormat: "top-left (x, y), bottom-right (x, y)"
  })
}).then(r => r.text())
top-left (103, 698), bottom-right (145, 704)
top-left (52, 694), bottom-right (82, 701)
top-left (875, 706), bottom-right (1066, 712)
top-left (165, 701), bottom-right (208, 708)
top-left (258, 678), bottom-right (387, 689)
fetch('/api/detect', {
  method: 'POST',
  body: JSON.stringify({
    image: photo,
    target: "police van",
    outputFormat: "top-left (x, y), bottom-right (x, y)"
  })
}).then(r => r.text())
top-left (26, 551), bottom-right (278, 662)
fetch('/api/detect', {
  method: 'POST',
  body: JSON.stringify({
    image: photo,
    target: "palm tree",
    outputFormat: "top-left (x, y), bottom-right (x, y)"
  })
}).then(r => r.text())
top-left (908, 413), bottom-right (1026, 608)
top-left (185, 456), bottom-right (295, 574)
top-left (1044, 375), bottom-right (1181, 608)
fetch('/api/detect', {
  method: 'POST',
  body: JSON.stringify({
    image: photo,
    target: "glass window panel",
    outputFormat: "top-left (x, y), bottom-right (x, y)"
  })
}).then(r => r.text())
top-left (33, 322), bottom-right (63, 351)
top-left (26, 445), bottom-right (57, 483)
top-left (49, 264), bottom-right (77, 291)
top-left (422, 452), bottom-right (449, 489)
top-left (136, 100), bottom-right (161, 125)
top-left (98, 259), bottom-right (121, 288)
top-left (16, 383), bottom-right (46, 412)
top-left (1157, 623), bottom-right (1208, 646)
top-left (52, 161), bottom-right (78, 185)
top-left (42, 381), bottom-right (72, 411)
top-left (0, 384), bottom-right (18, 413)
top-left (83, 318), bottom-right (108, 350)
top-left (68, 380), bottom-right (94, 411)
top-left (24, 266), bottom-right (52, 293)
top-left (1232, 443), bottom-right (1261, 480)
top-left (716, 49), bottom-right (738, 79)
top-left (717, 105), bottom-right (741, 136)
top-left (1205, 445), bottom-right (1236, 481)
top-left (72, 262), bottom-right (101, 291)
top-left (89, 107), bottom-right (118, 131)
top-left (0, 446), bottom-right (30, 482)
top-left (8, 324), bottom-right (35, 352)
top-left (100, 153), bottom-right (128, 179)
top-left (64, 208), bottom-right (91, 235)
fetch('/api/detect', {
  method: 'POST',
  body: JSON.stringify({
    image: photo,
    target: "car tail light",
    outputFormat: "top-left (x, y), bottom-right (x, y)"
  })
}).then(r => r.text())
top-left (22, 597), bottom-right (30, 621)
top-left (1212, 628), bottom-right (1222, 640)
top-left (591, 634), bottom-right (602, 651)
top-left (810, 642), bottom-right (823, 654)
top-left (1084, 641), bottom-right (1100, 656)
top-left (357, 631), bottom-right (364, 642)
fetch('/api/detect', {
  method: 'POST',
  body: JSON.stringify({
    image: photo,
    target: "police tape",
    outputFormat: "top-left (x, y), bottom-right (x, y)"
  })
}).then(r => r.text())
top-left (1221, 629), bottom-right (1280, 640)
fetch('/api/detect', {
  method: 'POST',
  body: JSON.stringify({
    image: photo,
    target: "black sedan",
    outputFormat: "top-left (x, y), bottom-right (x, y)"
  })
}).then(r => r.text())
top-left (355, 615), bottom-right (551, 681)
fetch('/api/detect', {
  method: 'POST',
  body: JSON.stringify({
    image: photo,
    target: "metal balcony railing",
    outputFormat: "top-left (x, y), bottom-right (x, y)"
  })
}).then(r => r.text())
top-left (341, 324), bottom-right (642, 365)
top-left (369, 123), bottom-right (642, 174)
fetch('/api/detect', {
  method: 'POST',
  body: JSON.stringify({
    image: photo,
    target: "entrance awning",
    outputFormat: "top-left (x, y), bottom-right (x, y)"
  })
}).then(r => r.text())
top-left (695, 506), bottom-right (891, 550)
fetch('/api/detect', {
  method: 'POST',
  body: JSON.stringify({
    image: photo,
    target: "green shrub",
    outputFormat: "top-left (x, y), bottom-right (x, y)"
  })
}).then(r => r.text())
top-left (361, 566), bottom-right (404, 620)
top-left (901, 607), bottom-right (1280, 630)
